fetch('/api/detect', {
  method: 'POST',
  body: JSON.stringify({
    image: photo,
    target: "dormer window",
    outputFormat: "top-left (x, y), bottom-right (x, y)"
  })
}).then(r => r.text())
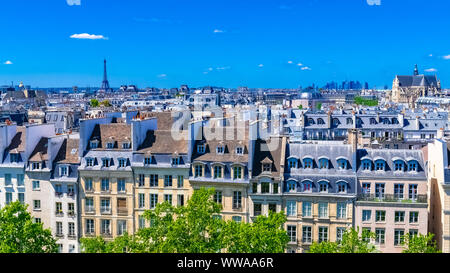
top-left (197, 144), bottom-right (205, 154)
top-left (233, 166), bottom-right (243, 180)
top-left (118, 158), bottom-right (127, 168)
top-left (346, 118), bottom-right (353, 125)
top-left (319, 181), bottom-right (329, 193)
top-left (102, 158), bottom-right (111, 168)
top-left (107, 142), bottom-right (115, 149)
top-left (302, 181), bottom-right (312, 192)
top-left (194, 164), bottom-right (203, 177)
top-left (32, 162), bottom-right (40, 170)
top-left (60, 166), bottom-right (68, 176)
top-left (370, 118), bottom-right (377, 125)
top-left (307, 118), bottom-right (315, 125)
top-left (362, 160), bottom-right (372, 171)
top-left (337, 182), bottom-right (347, 193)
top-left (144, 156), bottom-right (153, 165)
top-left (287, 180), bottom-right (297, 192)
top-left (263, 163), bottom-right (271, 172)
top-left (90, 140), bottom-right (99, 149)
top-left (332, 118), bottom-right (340, 126)
top-left (317, 118), bottom-right (325, 125)
top-left (408, 161), bottom-right (418, 172)
top-left (303, 158), bottom-right (313, 169)
top-left (375, 160), bottom-right (385, 171)
top-left (288, 159), bottom-right (298, 169)
top-left (10, 153), bottom-right (20, 163)
top-left (86, 158), bottom-right (94, 167)
top-left (122, 142), bottom-right (131, 149)
top-left (236, 147), bottom-right (244, 155)
top-left (394, 160), bottom-right (405, 172)
top-left (318, 158), bottom-right (329, 169)
top-left (337, 159), bottom-right (347, 170)
top-left (216, 146), bottom-right (224, 154)
top-left (172, 157), bottom-right (181, 165)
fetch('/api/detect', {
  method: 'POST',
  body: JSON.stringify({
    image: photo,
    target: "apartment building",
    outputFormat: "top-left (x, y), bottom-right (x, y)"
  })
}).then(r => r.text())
top-left (355, 148), bottom-right (428, 253)
top-left (282, 141), bottom-right (357, 253)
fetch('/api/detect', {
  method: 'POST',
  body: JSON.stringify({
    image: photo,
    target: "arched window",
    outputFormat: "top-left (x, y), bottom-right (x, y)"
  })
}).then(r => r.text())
top-left (347, 118), bottom-right (353, 125)
top-left (394, 160), bottom-right (405, 171)
top-left (408, 161), bottom-right (419, 172)
top-left (308, 118), bottom-right (315, 125)
top-left (370, 118), bottom-right (377, 125)
top-left (288, 158), bottom-right (298, 169)
top-left (392, 118), bottom-right (399, 124)
top-left (337, 181), bottom-right (347, 193)
top-left (362, 160), bottom-right (372, 171)
top-left (317, 118), bottom-right (325, 125)
top-left (287, 180), bottom-right (297, 192)
top-left (302, 181), bottom-right (312, 192)
top-left (332, 118), bottom-right (340, 126)
top-left (318, 181), bottom-right (329, 193)
top-left (375, 159), bottom-right (386, 171)
top-left (337, 159), bottom-right (348, 170)
top-left (318, 158), bottom-right (329, 169)
top-left (303, 158), bottom-right (313, 169)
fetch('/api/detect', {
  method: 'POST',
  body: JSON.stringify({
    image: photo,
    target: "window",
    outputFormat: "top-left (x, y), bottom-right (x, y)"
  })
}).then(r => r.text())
top-left (318, 227), bottom-right (328, 243)
top-left (318, 203), bottom-right (328, 218)
top-left (56, 222), bottom-right (63, 236)
top-left (194, 165), bottom-right (203, 177)
top-left (269, 203), bottom-right (277, 213)
top-left (177, 194), bottom-right (185, 206)
top-left (213, 165), bottom-right (223, 179)
top-left (232, 216), bottom-right (242, 223)
top-left (408, 161), bottom-right (418, 172)
top-left (409, 184), bottom-right (418, 200)
top-left (263, 163), bottom-right (271, 172)
top-left (337, 203), bottom-right (347, 219)
top-left (101, 178), bottom-right (110, 192)
top-left (287, 226), bottom-right (297, 243)
top-left (302, 226), bottom-right (312, 243)
top-left (302, 202), bottom-right (312, 217)
top-left (216, 146), bottom-right (224, 154)
top-left (337, 182), bottom-right (347, 193)
top-left (362, 210), bottom-right (371, 222)
top-left (34, 218), bottom-right (42, 224)
top-left (273, 183), bottom-right (279, 194)
top-left (101, 220), bottom-right (111, 235)
top-left (287, 180), bottom-right (297, 192)
top-left (362, 183), bottom-right (371, 194)
top-left (164, 194), bottom-right (173, 204)
top-left (261, 182), bottom-right (270, 194)
top-left (375, 210), bottom-right (386, 222)
top-left (4, 174), bottom-right (11, 185)
top-left (101, 198), bottom-right (111, 214)
top-left (336, 227), bottom-right (346, 242)
top-left (286, 201), bottom-right (296, 217)
top-left (90, 141), bottom-right (98, 149)
top-left (68, 222), bottom-right (75, 237)
top-left (375, 183), bottom-right (385, 199)
top-left (362, 160), bottom-right (372, 171)
top-left (233, 166), bottom-right (243, 179)
top-left (303, 158), bottom-right (313, 169)
top-left (375, 160), bottom-right (385, 171)
top-left (10, 153), bottom-right (20, 163)
top-left (33, 200), bottom-right (41, 210)
top-left (17, 174), bottom-right (24, 186)
top-left (118, 158), bottom-right (126, 168)
top-left (85, 198), bottom-right (94, 212)
top-left (164, 175), bottom-right (173, 187)
top-left (69, 245), bottom-right (75, 253)
top-left (395, 211), bottom-right (405, 222)
top-left (56, 202), bottom-right (63, 215)
top-left (86, 219), bottom-right (95, 234)
top-left (319, 159), bottom-right (329, 169)
top-left (138, 193), bottom-right (145, 208)
top-left (394, 161), bottom-right (404, 171)
top-left (60, 166), bottom-right (68, 176)
top-left (409, 212), bottom-right (419, 223)
top-left (122, 142), bottom-right (131, 149)
top-left (144, 157), bottom-right (152, 165)
top-left (18, 193), bottom-right (24, 204)
top-left (288, 159), bottom-right (297, 169)
top-left (117, 221), bottom-right (127, 236)
top-left (150, 174), bottom-right (158, 187)
top-left (362, 228), bottom-right (372, 242)
top-left (394, 229), bottom-right (405, 246)
top-left (375, 228), bottom-right (385, 244)
top-left (85, 178), bottom-right (93, 191)
top-left (254, 203), bottom-right (262, 216)
top-left (394, 184), bottom-right (404, 199)
top-left (32, 162), bottom-right (40, 170)
top-left (177, 176), bottom-right (184, 188)
top-left (68, 203), bottom-right (75, 215)
top-left (337, 159), bottom-right (347, 170)
top-left (197, 144), bottom-right (205, 154)
top-left (214, 191), bottom-right (222, 204)
top-left (5, 192), bottom-right (12, 205)
top-left (319, 182), bottom-right (328, 193)
top-left (117, 179), bottom-right (126, 192)
top-left (102, 158), bottom-right (110, 168)
top-left (150, 194), bottom-right (158, 209)
top-left (55, 184), bottom-right (62, 195)
top-left (172, 157), bottom-right (180, 165)
top-left (302, 181), bottom-right (311, 192)
top-left (236, 147), bottom-right (244, 155)
top-left (139, 215), bottom-right (146, 229)
top-left (233, 191), bottom-right (242, 209)
top-left (409, 229), bottom-right (419, 237)
top-left (107, 142), bottom-right (114, 149)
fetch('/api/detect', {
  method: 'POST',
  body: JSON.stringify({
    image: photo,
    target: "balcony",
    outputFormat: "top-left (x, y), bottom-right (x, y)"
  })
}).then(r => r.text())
top-left (55, 211), bottom-right (64, 217)
top-left (55, 192), bottom-right (63, 197)
top-left (357, 194), bottom-right (427, 204)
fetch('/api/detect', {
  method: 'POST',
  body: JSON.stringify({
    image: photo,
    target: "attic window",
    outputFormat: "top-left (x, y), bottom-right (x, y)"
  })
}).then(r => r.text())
top-left (10, 153), bottom-right (20, 163)
top-left (60, 166), bottom-right (68, 176)
top-left (172, 157), bottom-right (181, 165)
top-left (118, 158), bottom-right (127, 168)
top-left (263, 163), bottom-right (271, 172)
top-left (236, 147), bottom-right (244, 155)
top-left (102, 158), bottom-right (111, 168)
top-left (122, 142), bottom-right (131, 149)
top-left (197, 144), bottom-right (205, 154)
top-left (107, 142), bottom-right (115, 149)
top-left (86, 158), bottom-right (94, 167)
top-left (144, 157), bottom-right (154, 165)
top-left (32, 162), bottom-right (40, 170)
top-left (90, 141), bottom-right (99, 149)
top-left (216, 146), bottom-right (224, 154)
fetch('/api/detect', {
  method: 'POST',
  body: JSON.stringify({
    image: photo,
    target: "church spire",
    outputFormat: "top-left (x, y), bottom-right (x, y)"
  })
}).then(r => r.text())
top-left (414, 64), bottom-right (419, 76)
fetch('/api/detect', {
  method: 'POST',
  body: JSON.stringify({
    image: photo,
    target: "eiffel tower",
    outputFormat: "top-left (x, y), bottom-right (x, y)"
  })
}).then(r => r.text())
top-left (100, 59), bottom-right (112, 92)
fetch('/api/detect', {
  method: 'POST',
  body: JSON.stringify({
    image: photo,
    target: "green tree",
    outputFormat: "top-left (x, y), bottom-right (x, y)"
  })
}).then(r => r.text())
top-left (298, 105), bottom-right (303, 110)
top-left (316, 103), bottom-right (322, 110)
top-left (0, 201), bottom-right (58, 253)
top-left (402, 233), bottom-right (441, 253)
top-left (308, 228), bottom-right (376, 253)
top-left (90, 99), bottom-right (99, 107)
top-left (101, 100), bottom-right (111, 107)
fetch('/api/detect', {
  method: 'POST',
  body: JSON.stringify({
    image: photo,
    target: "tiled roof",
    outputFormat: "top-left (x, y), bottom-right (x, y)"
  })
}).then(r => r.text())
top-left (54, 138), bottom-right (80, 164)
top-left (138, 130), bottom-right (188, 154)
top-left (29, 137), bottom-right (49, 162)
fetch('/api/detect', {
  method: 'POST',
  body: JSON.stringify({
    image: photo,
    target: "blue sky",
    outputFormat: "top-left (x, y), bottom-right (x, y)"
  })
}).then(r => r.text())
top-left (0, 0), bottom-right (449, 88)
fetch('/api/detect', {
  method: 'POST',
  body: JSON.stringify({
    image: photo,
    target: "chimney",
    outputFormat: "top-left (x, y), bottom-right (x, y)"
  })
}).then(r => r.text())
top-left (438, 128), bottom-right (445, 139)
top-left (348, 129), bottom-right (358, 152)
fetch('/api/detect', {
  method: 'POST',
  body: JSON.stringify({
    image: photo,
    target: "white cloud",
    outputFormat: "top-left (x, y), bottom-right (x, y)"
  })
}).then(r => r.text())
top-left (70, 33), bottom-right (108, 40)
top-left (425, 68), bottom-right (437, 72)
top-left (297, 63), bottom-right (303, 66)
top-left (301, 66), bottom-right (311, 70)
top-left (258, 64), bottom-right (264, 67)
top-left (428, 54), bottom-right (433, 57)
top-left (216, 66), bottom-right (231, 70)
top-left (208, 67), bottom-right (214, 71)
top-left (4, 60), bottom-right (13, 65)
top-left (66, 0), bottom-right (81, 6)
top-left (443, 55), bottom-right (450, 60)
top-left (213, 29), bottom-right (225, 33)
top-left (157, 74), bottom-right (167, 78)
top-left (287, 61), bottom-right (293, 64)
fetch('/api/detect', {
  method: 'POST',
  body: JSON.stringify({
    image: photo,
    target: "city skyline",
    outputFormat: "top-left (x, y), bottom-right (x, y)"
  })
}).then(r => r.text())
top-left (0, 0), bottom-right (449, 88)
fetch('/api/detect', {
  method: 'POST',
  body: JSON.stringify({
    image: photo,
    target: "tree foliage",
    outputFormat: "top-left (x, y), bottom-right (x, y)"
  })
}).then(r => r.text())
top-left (80, 188), bottom-right (289, 253)
top-left (0, 202), bottom-right (58, 253)
top-left (402, 233), bottom-right (441, 253)
top-left (100, 100), bottom-right (111, 107)
top-left (308, 228), bottom-right (376, 253)
top-left (354, 96), bottom-right (379, 106)
top-left (90, 99), bottom-right (99, 107)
